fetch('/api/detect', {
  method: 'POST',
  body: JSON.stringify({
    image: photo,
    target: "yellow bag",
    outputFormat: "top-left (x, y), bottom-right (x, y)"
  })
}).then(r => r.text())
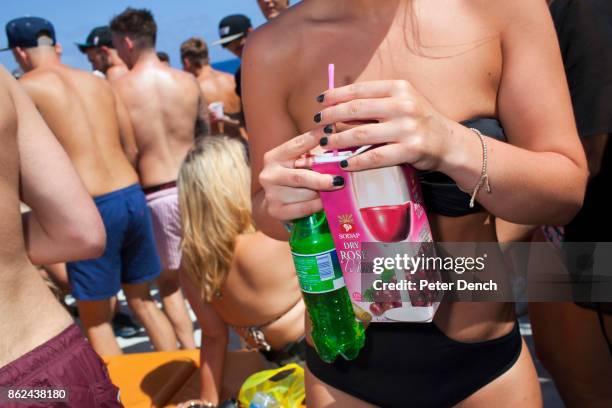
top-left (238, 363), bottom-right (305, 408)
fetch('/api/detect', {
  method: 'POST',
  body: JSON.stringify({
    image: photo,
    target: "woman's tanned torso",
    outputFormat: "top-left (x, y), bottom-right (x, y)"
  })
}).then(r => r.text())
top-left (250, 0), bottom-right (516, 342)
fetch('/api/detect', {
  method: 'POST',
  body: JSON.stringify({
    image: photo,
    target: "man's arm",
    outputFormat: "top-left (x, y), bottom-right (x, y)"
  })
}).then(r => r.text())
top-left (113, 88), bottom-right (139, 168)
top-left (2, 67), bottom-right (105, 264)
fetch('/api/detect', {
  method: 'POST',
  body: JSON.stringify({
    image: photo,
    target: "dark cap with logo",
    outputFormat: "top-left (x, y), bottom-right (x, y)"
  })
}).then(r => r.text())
top-left (76, 26), bottom-right (113, 53)
top-left (212, 14), bottom-right (252, 46)
top-left (1, 16), bottom-right (56, 51)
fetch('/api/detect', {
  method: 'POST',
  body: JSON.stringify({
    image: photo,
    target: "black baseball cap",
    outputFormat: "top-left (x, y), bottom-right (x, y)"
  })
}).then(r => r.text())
top-left (76, 26), bottom-right (113, 53)
top-left (212, 14), bottom-right (252, 46)
top-left (1, 16), bottom-right (56, 51)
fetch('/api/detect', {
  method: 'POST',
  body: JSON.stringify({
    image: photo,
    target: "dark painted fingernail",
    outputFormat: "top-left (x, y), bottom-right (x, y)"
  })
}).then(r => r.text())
top-left (319, 137), bottom-right (328, 146)
top-left (323, 124), bottom-right (333, 134)
top-left (333, 176), bottom-right (344, 186)
top-left (340, 160), bottom-right (349, 168)
top-left (314, 112), bottom-right (322, 123)
top-left (317, 93), bottom-right (325, 103)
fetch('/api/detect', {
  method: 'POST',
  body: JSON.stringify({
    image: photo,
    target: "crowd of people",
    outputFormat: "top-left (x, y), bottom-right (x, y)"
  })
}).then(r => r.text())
top-left (0, 0), bottom-right (610, 407)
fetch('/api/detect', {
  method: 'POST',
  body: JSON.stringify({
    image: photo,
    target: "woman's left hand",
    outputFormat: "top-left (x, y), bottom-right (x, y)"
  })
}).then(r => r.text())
top-left (312, 80), bottom-right (455, 172)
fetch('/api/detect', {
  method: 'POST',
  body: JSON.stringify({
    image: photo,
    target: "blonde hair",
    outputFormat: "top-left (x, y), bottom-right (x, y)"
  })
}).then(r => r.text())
top-left (179, 136), bottom-right (254, 302)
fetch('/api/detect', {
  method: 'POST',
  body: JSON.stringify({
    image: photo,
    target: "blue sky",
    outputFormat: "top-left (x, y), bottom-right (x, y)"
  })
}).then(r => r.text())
top-left (0, 0), bottom-right (267, 72)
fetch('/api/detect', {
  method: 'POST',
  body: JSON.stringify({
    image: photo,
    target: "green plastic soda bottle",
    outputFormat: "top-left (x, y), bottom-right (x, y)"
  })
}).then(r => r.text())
top-left (289, 211), bottom-right (365, 363)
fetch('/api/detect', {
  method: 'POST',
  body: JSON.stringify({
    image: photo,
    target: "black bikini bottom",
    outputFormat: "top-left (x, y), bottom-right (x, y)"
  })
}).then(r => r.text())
top-left (306, 321), bottom-right (521, 408)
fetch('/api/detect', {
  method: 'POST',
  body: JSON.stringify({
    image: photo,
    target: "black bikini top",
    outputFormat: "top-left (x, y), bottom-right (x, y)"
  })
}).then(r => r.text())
top-left (417, 118), bottom-right (506, 217)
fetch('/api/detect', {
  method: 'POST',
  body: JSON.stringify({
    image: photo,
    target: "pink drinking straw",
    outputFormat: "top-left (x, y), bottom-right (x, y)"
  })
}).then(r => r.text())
top-left (328, 64), bottom-right (339, 156)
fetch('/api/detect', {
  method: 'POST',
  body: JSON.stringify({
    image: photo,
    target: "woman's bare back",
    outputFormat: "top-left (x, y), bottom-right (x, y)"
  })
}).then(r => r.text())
top-left (212, 231), bottom-right (304, 347)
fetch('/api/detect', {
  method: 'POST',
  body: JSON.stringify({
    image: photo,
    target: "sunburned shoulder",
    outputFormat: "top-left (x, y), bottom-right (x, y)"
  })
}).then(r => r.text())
top-left (117, 65), bottom-right (197, 91)
top-left (167, 65), bottom-right (192, 81)
top-left (65, 66), bottom-right (111, 91)
top-left (19, 69), bottom-right (63, 95)
top-left (211, 69), bottom-right (234, 82)
top-left (20, 68), bottom-right (58, 84)
top-left (167, 66), bottom-right (200, 92)
top-left (106, 67), bottom-right (128, 83)
top-left (21, 66), bottom-right (105, 89)
top-left (110, 68), bottom-right (142, 96)
top-left (111, 68), bottom-right (136, 85)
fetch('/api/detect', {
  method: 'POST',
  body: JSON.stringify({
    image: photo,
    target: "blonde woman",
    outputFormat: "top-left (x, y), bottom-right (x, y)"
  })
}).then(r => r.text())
top-left (178, 136), bottom-right (305, 407)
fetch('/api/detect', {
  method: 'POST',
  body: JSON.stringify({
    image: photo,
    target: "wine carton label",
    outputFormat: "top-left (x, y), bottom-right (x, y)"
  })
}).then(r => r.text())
top-left (312, 149), bottom-right (442, 322)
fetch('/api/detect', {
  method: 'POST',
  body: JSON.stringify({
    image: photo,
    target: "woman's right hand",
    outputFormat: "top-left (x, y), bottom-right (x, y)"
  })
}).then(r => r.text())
top-left (259, 127), bottom-right (345, 221)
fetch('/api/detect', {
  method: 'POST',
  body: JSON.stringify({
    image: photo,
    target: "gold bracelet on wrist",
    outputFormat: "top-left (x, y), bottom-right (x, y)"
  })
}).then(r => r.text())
top-left (458, 127), bottom-right (491, 207)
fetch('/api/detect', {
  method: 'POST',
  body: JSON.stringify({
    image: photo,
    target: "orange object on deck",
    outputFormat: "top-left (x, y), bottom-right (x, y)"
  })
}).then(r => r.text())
top-left (103, 349), bottom-right (267, 408)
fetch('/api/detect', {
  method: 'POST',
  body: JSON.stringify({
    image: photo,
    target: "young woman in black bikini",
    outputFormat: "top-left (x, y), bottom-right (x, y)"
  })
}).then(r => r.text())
top-left (244, 0), bottom-right (588, 406)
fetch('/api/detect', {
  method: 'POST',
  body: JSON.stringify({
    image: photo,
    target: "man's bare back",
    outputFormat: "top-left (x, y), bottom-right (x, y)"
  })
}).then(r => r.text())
top-left (109, 8), bottom-right (200, 349)
top-left (20, 64), bottom-right (138, 197)
top-left (113, 56), bottom-right (203, 188)
top-left (196, 66), bottom-right (241, 115)
top-left (0, 66), bottom-right (104, 368)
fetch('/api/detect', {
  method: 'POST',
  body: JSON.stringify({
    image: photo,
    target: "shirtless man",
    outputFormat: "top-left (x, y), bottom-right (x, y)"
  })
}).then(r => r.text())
top-left (6, 16), bottom-right (178, 356)
top-left (0, 64), bottom-right (120, 406)
top-left (77, 26), bottom-right (128, 81)
top-left (181, 37), bottom-right (241, 116)
top-left (213, 15), bottom-right (252, 101)
top-left (180, 37), bottom-right (242, 136)
top-left (110, 7), bottom-right (209, 350)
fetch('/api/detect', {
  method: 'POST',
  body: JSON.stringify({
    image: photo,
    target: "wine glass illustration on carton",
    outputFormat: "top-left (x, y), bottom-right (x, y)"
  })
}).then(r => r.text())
top-left (352, 165), bottom-right (436, 322)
